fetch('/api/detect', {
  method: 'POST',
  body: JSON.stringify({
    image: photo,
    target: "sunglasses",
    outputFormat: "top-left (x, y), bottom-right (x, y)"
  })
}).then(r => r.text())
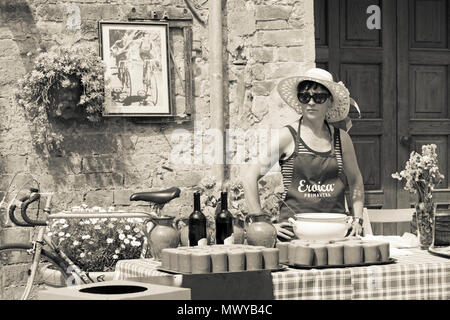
top-left (297, 92), bottom-right (330, 104)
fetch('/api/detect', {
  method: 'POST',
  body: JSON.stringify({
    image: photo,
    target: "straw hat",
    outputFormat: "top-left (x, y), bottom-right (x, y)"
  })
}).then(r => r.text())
top-left (277, 68), bottom-right (356, 123)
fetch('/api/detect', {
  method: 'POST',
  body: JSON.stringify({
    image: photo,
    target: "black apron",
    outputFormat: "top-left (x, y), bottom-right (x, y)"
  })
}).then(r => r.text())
top-left (279, 118), bottom-right (347, 223)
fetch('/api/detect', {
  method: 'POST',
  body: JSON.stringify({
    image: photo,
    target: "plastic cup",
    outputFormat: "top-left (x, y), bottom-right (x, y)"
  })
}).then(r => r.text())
top-left (344, 243), bottom-right (363, 265)
top-left (377, 241), bottom-right (390, 261)
top-left (363, 242), bottom-right (381, 263)
top-left (227, 249), bottom-right (246, 272)
top-left (288, 243), bottom-right (297, 265)
top-left (210, 251), bottom-right (228, 273)
top-left (310, 244), bottom-right (328, 266)
top-left (326, 243), bottom-right (344, 265)
top-left (294, 245), bottom-right (314, 266)
top-left (262, 248), bottom-right (279, 269)
top-left (276, 242), bottom-right (289, 264)
top-left (178, 251), bottom-right (192, 273)
top-left (245, 249), bottom-right (263, 270)
top-left (190, 252), bottom-right (211, 274)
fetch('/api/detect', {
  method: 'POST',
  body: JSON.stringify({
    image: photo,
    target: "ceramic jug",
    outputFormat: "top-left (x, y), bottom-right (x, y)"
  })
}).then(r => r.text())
top-left (148, 216), bottom-right (180, 260)
top-left (245, 213), bottom-right (277, 248)
top-left (175, 217), bottom-right (189, 246)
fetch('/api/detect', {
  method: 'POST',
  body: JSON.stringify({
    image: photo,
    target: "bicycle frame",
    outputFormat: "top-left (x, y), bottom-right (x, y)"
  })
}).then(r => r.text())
top-left (9, 191), bottom-right (157, 299)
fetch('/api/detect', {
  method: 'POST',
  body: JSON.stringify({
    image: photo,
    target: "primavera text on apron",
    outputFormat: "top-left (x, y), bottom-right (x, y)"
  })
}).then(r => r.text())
top-left (279, 117), bottom-right (347, 222)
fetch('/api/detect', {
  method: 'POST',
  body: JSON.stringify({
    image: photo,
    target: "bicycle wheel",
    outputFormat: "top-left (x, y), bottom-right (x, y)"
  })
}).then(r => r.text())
top-left (0, 243), bottom-right (68, 300)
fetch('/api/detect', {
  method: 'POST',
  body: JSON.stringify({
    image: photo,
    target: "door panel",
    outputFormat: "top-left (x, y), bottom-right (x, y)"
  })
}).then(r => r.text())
top-left (341, 63), bottom-right (381, 119)
top-left (410, 0), bottom-right (448, 49)
top-left (352, 136), bottom-right (382, 190)
top-left (409, 65), bottom-right (448, 118)
top-left (340, 0), bottom-right (381, 47)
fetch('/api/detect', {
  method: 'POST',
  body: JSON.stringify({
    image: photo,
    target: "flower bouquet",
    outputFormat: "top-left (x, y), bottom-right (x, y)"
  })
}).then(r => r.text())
top-left (392, 144), bottom-right (445, 249)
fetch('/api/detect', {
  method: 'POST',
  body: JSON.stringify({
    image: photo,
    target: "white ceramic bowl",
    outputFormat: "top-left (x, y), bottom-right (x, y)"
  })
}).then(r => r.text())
top-left (288, 213), bottom-right (352, 240)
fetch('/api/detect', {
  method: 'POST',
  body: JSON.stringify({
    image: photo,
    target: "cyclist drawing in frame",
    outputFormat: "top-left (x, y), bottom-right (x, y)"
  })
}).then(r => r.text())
top-left (139, 32), bottom-right (161, 106)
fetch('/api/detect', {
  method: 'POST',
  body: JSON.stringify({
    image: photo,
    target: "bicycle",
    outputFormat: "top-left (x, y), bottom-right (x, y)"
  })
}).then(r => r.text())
top-left (0, 182), bottom-right (181, 300)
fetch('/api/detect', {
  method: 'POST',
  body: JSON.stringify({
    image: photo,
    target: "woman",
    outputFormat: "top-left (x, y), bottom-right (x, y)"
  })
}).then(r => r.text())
top-left (243, 68), bottom-right (365, 240)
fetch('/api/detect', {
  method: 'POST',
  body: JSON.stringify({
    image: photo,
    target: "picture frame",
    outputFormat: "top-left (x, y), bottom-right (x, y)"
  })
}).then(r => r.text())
top-left (99, 21), bottom-right (172, 116)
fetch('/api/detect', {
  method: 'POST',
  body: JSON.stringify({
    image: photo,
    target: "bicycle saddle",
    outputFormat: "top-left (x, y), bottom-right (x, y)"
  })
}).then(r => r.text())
top-left (129, 187), bottom-right (181, 205)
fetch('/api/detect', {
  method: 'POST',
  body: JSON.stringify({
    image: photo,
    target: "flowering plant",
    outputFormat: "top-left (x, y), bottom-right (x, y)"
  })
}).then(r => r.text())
top-left (392, 144), bottom-right (444, 248)
top-left (392, 144), bottom-right (444, 203)
top-left (48, 217), bottom-right (145, 272)
top-left (15, 39), bottom-right (106, 151)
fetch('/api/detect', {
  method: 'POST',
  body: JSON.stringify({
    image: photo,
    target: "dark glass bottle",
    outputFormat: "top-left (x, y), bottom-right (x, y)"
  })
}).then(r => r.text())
top-left (215, 192), bottom-right (233, 244)
top-left (188, 192), bottom-right (207, 246)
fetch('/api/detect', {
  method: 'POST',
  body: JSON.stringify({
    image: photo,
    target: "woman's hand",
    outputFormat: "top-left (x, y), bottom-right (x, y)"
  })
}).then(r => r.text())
top-left (274, 222), bottom-right (295, 240)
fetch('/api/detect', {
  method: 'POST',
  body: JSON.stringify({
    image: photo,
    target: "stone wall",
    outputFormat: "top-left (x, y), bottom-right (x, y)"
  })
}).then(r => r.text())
top-left (0, 0), bottom-right (315, 247)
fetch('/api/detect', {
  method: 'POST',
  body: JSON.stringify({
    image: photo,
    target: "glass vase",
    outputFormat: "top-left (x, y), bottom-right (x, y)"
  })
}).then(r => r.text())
top-left (415, 201), bottom-right (435, 250)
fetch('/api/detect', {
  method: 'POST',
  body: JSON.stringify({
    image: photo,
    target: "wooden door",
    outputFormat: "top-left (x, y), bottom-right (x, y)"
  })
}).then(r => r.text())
top-left (397, 0), bottom-right (450, 209)
top-left (315, 0), bottom-right (398, 209)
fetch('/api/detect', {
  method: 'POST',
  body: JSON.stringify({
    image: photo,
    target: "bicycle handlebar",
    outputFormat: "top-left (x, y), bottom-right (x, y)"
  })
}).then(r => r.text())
top-left (8, 204), bottom-right (31, 227)
top-left (20, 192), bottom-right (48, 226)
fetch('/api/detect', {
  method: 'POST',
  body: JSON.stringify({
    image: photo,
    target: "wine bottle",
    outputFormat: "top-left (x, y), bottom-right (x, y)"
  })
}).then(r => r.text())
top-left (215, 191), bottom-right (233, 244)
top-left (188, 192), bottom-right (207, 246)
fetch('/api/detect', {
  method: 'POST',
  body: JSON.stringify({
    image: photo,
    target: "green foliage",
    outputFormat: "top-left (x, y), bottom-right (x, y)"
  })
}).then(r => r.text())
top-left (15, 41), bottom-right (106, 151)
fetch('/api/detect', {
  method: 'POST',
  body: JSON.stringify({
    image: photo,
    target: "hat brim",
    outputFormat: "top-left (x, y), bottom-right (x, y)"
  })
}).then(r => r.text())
top-left (277, 76), bottom-right (350, 123)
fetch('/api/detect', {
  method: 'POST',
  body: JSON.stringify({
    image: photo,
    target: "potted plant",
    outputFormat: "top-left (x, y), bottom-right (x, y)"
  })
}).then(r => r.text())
top-left (46, 216), bottom-right (145, 285)
top-left (15, 40), bottom-right (106, 151)
top-left (392, 144), bottom-right (445, 249)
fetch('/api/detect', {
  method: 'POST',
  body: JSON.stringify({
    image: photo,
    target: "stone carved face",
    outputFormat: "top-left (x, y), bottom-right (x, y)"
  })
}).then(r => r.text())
top-left (53, 76), bottom-right (82, 119)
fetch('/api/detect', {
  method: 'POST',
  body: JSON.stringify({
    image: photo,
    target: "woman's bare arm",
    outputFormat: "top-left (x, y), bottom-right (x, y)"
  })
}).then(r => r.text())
top-left (340, 129), bottom-right (365, 220)
top-left (243, 126), bottom-right (296, 240)
top-left (243, 127), bottom-right (293, 213)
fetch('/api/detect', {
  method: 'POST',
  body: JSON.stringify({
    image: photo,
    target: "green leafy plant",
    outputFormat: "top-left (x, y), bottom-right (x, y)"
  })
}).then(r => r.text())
top-left (48, 217), bottom-right (144, 272)
top-left (15, 40), bottom-right (106, 151)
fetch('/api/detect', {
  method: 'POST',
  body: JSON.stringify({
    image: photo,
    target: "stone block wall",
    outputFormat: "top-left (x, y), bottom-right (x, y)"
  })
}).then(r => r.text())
top-left (0, 0), bottom-right (315, 247)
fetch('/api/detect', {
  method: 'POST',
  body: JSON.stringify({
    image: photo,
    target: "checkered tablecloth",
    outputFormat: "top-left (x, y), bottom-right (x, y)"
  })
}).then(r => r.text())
top-left (113, 249), bottom-right (450, 300)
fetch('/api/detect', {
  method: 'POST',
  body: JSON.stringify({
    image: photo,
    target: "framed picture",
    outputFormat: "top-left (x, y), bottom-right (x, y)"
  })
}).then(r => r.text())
top-left (99, 21), bottom-right (172, 116)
